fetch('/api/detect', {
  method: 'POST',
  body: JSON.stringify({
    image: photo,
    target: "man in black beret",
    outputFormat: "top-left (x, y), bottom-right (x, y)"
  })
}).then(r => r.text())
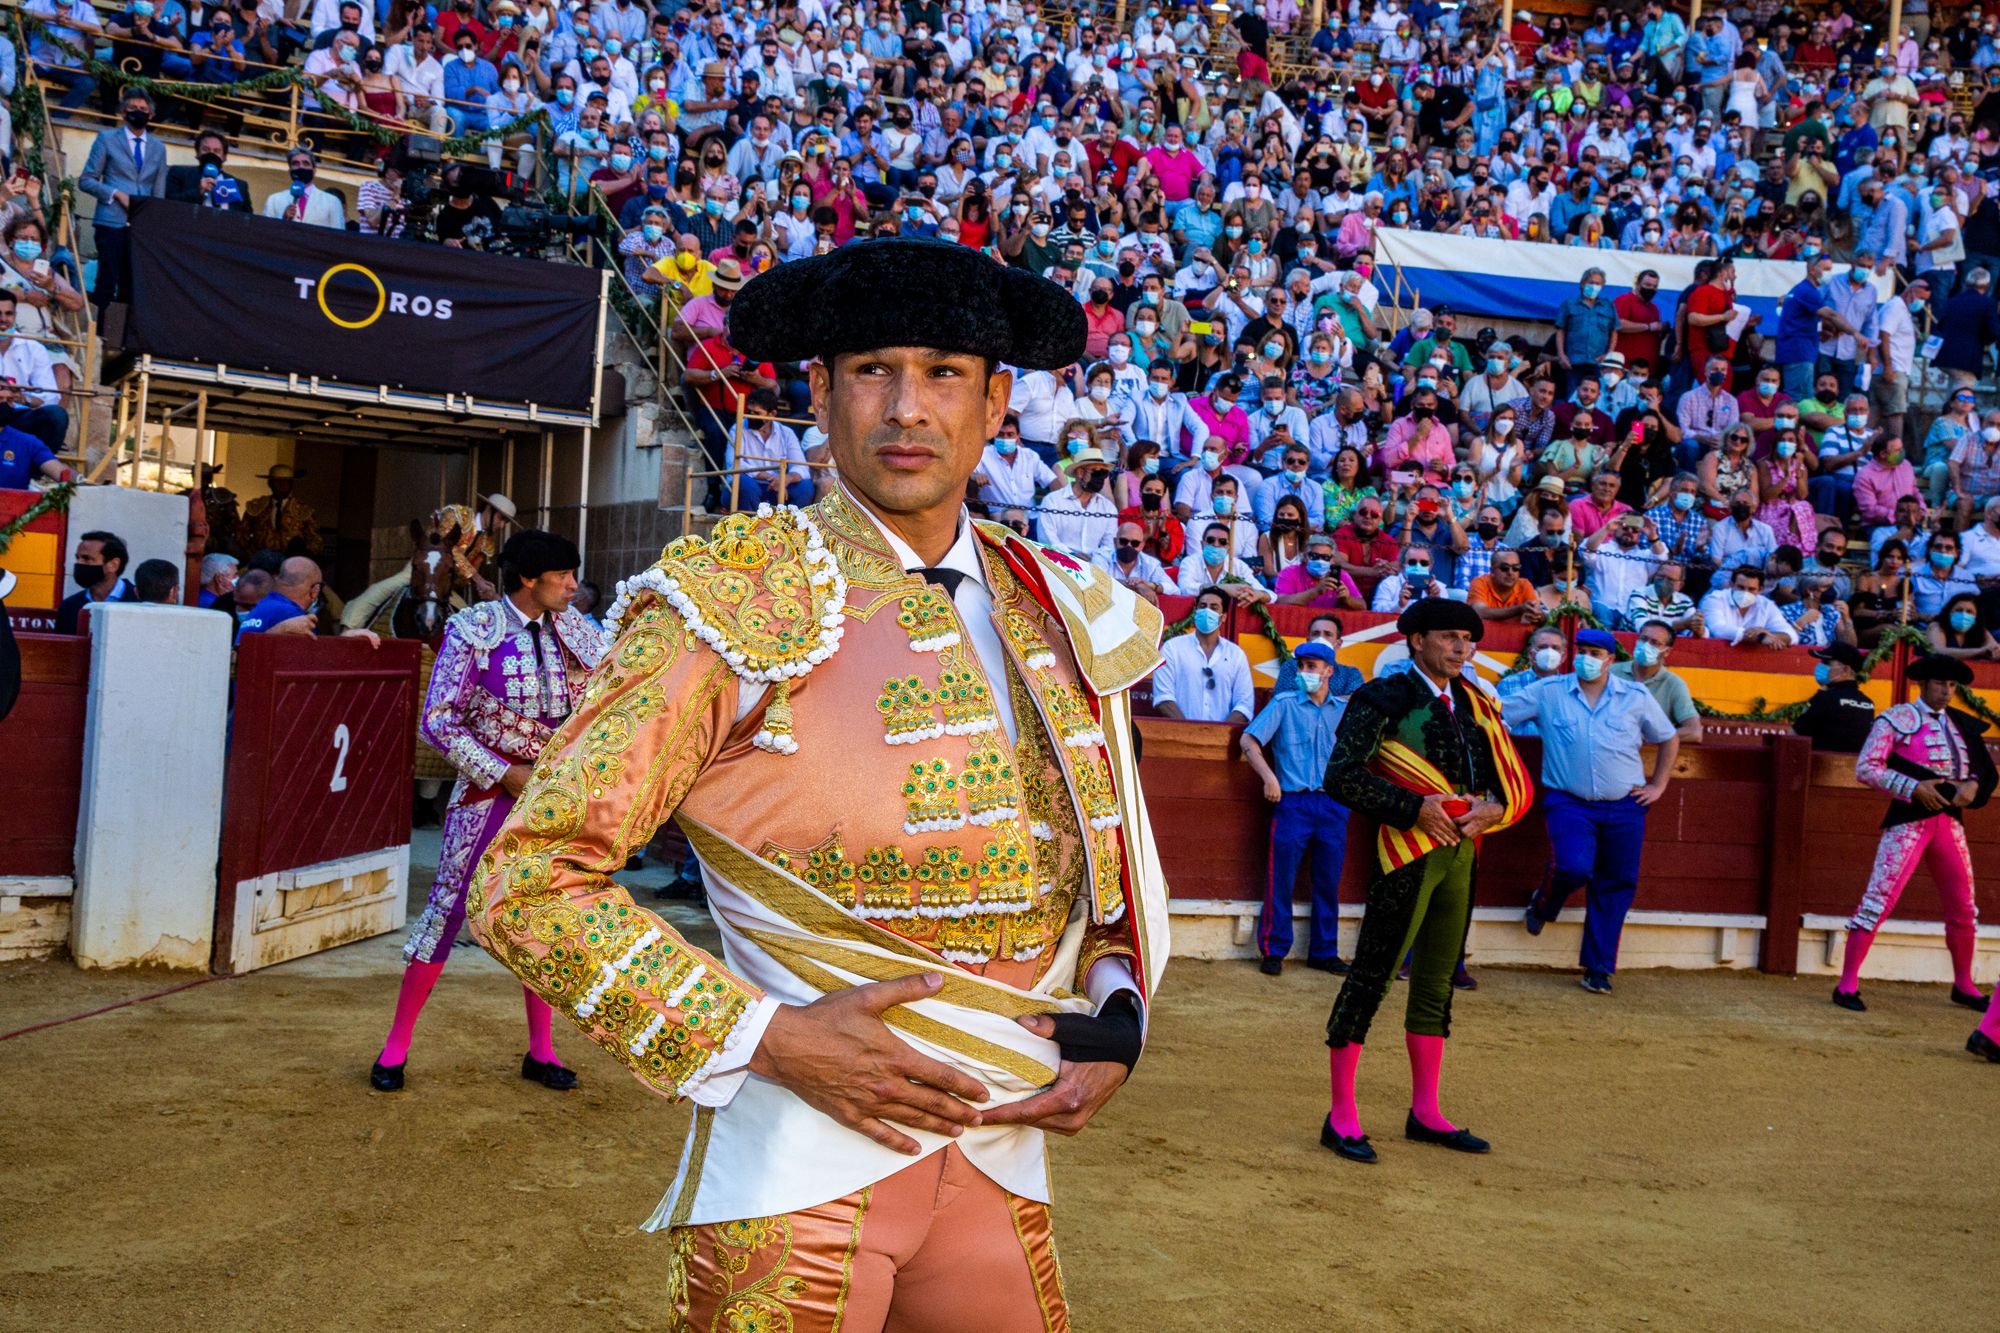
top-left (1318, 596), bottom-right (1533, 1164)
top-left (1834, 653), bottom-right (1999, 1050)
top-left (471, 238), bottom-right (1171, 1327)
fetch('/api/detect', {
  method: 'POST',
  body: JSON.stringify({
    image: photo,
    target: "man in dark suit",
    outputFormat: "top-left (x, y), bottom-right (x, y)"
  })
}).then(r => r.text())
top-left (77, 87), bottom-right (172, 318)
top-left (164, 129), bottom-right (253, 213)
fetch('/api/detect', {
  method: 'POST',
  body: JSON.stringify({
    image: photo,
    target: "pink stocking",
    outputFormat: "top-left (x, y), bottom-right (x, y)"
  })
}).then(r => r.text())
top-left (1981, 988), bottom-right (2000, 1042)
top-left (523, 987), bottom-right (560, 1065)
top-left (1945, 925), bottom-right (1981, 996)
top-left (379, 960), bottom-right (445, 1067)
top-left (1406, 1033), bottom-right (1456, 1134)
top-left (1328, 1043), bottom-right (1364, 1139)
top-left (1838, 928), bottom-right (1875, 996)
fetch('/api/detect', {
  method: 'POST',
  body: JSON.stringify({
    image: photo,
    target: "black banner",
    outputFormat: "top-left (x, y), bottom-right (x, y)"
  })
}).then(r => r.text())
top-left (125, 200), bottom-right (602, 411)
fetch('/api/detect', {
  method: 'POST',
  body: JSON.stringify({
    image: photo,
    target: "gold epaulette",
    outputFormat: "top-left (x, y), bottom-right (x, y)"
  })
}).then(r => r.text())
top-left (602, 505), bottom-right (848, 754)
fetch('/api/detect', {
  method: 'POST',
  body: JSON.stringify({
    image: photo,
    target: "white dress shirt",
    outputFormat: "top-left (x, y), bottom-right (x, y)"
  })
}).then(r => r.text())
top-left (975, 444), bottom-right (1058, 508)
top-left (1034, 485), bottom-right (1119, 557)
top-left (1093, 546), bottom-right (1170, 591)
top-left (1695, 588), bottom-right (1798, 645)
top-left (1151, 630), bottom-right (1254, 722)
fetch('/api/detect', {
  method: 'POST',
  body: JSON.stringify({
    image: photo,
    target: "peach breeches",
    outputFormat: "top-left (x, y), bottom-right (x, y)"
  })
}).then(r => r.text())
top-left (667, 1145), bottom-right (1069, 1332)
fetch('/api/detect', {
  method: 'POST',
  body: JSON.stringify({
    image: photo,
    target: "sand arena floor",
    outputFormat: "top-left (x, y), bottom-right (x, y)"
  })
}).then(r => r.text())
top-left (3, 864), bottom-right (1992, 1332)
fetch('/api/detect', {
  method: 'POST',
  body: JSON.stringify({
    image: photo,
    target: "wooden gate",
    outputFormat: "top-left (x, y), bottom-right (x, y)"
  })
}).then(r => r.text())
top-left (214, 634), bottom-right (421, 973)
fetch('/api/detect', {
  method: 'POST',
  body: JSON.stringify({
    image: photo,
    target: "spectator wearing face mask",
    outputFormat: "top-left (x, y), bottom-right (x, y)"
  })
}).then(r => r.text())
top-left (54, 530), bottom-right (137, 634)
top-left (166, 130), bottom-right (251, 212)
top-left (1034, 446), bottom-right (1119, 559)
top-left (1369, 546), bottom-right (1451, 614)
top-left (1790, 641), bottom-right (1878, 754)
top-left (1504, 626), bottom-right (1679, 996)
top-left (1274, 532), bottom-right (1364, 609)
top-left (263, 148), bottom-right (345, 227)
top-left (77, 88), bottom-right (169, 318)
top-left (1253, 441), bottom-right (1323, 529)
top-left (1174, 520), bottom-right (1269, 601)
top-left (1093, 521), bottom-right (1172, 604)
top-left (1496, 624), bottom-right (1570, 737)
top-left (1697, 564), bottom-right (1797, 647)
top-left (971, 415), bottom-right (1056, 512)
top-left (196, 553), bottom-right (239, 610)
top-left (1242, 639), bottom-right (1354, 977)
top-left (1151, 586), bottom-right (1254, 724)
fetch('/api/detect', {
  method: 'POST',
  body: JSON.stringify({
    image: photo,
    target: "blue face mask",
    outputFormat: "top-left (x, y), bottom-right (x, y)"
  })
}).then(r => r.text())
top-left (1812, 662), bottom-right (1832, 686)
top-left (1305, 557), bottom-right (1332, 578)
top-left (1634, 642), bottom-right (1662, 668)
top-left (1202, 545), bottom-right (1226, 567)
top-left (1142, 456), bottom-right (1161, 475)
top-left (1066, 439), bottom-right (1084, 457)
top-left (1951, 610), bottom-right (1978, 632)
top-left (1581, 282), bottom-right (1602, 299)
top-left (995, 437), bottom-right (1018, 455)
top-left (1405, 563), bottom-right (1431, 585)
top-left (12, 240), bottom-right (41, 262)
top-left (1452, 480), bottom-right (1474, 500)
top-left (1672, 491), bottom-right (1695, 512)
top-left (1573, 654), bottom-right (1605, 682)
top-left (1932, 550), bottom-right (1956, 570)
top-left (1192, 606), bottom-right (1223, 633)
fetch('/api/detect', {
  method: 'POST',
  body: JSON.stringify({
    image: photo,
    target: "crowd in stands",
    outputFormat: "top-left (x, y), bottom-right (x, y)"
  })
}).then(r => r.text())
top-left (13, 0), bottom-right (2000, 651)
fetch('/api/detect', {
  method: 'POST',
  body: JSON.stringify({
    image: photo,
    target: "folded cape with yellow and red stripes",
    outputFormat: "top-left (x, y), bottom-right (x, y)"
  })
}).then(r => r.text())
top-left (1369, 686), bottom-right (1534, 872)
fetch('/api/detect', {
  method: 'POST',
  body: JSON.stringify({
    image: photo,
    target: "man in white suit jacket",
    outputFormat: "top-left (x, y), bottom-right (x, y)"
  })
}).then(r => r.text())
top-left (262, 148), bottom-right (348, 229)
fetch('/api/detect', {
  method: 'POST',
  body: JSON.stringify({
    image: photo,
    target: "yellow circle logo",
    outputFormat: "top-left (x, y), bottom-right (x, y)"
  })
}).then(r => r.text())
top-left (315, 263), bottom-right (387, 330)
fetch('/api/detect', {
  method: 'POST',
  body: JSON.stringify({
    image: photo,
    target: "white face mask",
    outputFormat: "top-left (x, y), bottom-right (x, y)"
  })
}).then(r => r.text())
top-left (1533, 646), bottom-right (1564, 672)
top-left (1493, 418), bottom-right (1514, 437)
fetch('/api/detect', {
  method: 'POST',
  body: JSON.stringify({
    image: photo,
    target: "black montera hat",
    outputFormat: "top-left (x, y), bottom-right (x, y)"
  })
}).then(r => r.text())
top-left (1397, 597), bottom-right (1485, 643)
top-left (726, 238), bottom-right (1088, 370)
top-left (498, 530), bottom-right (582, 580)
top-left (1908, 654), bottom-right (1974, 685)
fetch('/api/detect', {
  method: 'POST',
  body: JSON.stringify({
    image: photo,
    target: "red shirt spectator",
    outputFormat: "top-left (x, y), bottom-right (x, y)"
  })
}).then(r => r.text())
top-left (436, 9), bottom-right (489, 49)
top-left (1117, 504), bottom-right (1186, 564)
top-left (1082, 295), bottom-right (1124, 358)
top-left (1334, 514), bottom-right (1400, 597)
top-left (1682, 278), bottom-right (1736, 369)
top-left (1733, 383), bottom-right (1796, 457)
top-left (1612, 287), bottom-right (1664, 373)
top-left (1086, 136), bottom-right (1141, 190)
top-left (688, 336), bottom-right (775, 416)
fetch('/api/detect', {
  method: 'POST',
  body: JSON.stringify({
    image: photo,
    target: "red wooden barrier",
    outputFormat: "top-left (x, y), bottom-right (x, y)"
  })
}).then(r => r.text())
top-left (214, 634), bottom-right (421, 972)
top-left (0, 633), bottom-right (89, 878)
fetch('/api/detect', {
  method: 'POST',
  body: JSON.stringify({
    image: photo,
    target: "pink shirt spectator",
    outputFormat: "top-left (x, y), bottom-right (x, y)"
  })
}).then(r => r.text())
top-left (1190, 395), bottom-right (1251, 463)
top-left (1853, 457), bottom-right (1918, 526)
top-left (1377, 417), bottom-right (1453, 479)
top-left (1335, 210), bottom-right (1377, 259)
top-left (1263, 0), bottom-right (1301, 31)
top-left (1143, 144), bottom-right (1202, 201)
top-left (1567, 493), bottom-right (1632, 539)
top-left (1274, 562), bottom-right (1362, 606)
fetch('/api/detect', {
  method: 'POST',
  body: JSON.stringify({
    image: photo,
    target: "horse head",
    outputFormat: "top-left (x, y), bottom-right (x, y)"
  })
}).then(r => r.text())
top-left (405, 515), bottom-right (465, 642)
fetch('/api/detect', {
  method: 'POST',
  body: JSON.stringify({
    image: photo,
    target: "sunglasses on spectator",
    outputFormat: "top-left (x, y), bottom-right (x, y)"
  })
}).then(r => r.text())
top-left (1115, 538), bottom-right (1144, 550)
top-left (1203, 536), bottom-right (1230, 547)
top-left (1493, 560), bottom-right (1521, 571)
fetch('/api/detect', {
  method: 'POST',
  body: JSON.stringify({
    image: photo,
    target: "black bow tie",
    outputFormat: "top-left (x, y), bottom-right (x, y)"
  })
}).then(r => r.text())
top-left (912, 565), bottom-right (965, 597)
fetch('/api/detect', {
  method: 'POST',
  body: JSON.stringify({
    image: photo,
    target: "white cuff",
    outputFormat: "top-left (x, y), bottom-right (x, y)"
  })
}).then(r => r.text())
top-left (1085, 956), bottom-right (1147, 1042)
top-left (679, 994), bottom-right (779, 1109)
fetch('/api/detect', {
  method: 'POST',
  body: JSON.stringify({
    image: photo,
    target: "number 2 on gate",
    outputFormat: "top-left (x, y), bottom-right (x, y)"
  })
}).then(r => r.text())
top-left (330, 723), bottom-right (351, 793)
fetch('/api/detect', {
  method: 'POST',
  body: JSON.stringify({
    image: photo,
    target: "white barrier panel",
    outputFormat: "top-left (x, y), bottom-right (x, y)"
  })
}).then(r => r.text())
top-left (1372, 228), bottom-right (1896, 327)
top-left (69, 603), bottom-right (231, 970)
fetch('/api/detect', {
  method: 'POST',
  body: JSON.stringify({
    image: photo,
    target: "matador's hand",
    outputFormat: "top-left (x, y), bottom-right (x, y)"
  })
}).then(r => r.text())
top-left (1415, 793), bottom-right (1463, 845)
top-left (1455, 798), bottom-right (1507, 836)
top-left (979, 1014), bottom-right (1130, 1137)
top-left (749, 973), bottom-right (989, 1155)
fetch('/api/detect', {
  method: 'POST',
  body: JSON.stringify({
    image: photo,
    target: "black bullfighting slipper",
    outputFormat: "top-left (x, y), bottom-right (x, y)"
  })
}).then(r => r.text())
top-left (369, 1060), bottom-right (405, 1092)
top-left (1404, 1112), bottom-right (1491, 1154)
top-left (1452, 964), bottom-right (1478, 991)
top-left (1967, 1030), bottom-right (2000, 1063)
top-left (1831, 988), bottom-right (1867, 1013)
top-left (521, 1054), bottom-right (580, 1091)
top-left (1951, 987), bottom-right (1987, 1011)
top-left (1522, 902), bottom-right (1546, 936)
top-left (1306, 956), bottom-right (1350, 975)
top-left (1259, 956), bottom-right (1284, 976)
top-left (1319, 1117), bottom-right (1377, 1164)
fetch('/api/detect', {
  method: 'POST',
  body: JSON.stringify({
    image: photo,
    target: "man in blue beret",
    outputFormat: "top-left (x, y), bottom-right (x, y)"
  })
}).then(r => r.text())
top-left (1502, 627), bottom-right (1679, 995)
top-left (1242, 639), bottom-right (1355, 977)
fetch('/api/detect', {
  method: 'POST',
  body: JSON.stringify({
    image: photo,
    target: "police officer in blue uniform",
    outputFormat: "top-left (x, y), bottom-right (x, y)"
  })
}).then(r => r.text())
top-left (1243, 640), bottom-right (1354, 976)
top-left (1502, 627), bottom-right (1680, 995)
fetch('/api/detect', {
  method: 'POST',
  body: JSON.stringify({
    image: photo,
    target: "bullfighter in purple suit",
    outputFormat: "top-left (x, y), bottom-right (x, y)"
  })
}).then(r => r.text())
top-left (370, 531), bottom-right (607, 1092)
